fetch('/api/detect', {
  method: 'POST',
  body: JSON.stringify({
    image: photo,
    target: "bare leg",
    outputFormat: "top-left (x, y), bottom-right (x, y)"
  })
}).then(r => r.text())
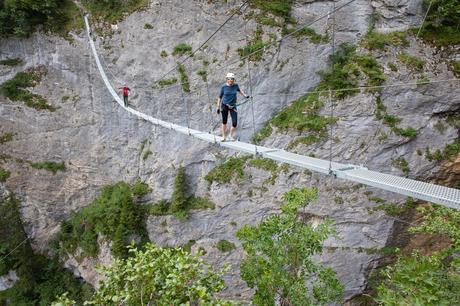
top-left (229, 127), bottom-right (235, 140)
top-left (221, 124), bottom-right (227, 140)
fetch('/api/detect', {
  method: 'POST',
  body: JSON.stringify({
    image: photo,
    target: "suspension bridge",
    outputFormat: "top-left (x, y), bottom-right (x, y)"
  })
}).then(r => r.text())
top-left (83, 4), bottom-right (460, 211)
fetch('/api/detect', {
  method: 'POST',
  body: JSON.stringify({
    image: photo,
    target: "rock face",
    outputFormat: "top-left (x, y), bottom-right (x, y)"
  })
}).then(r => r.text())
top-left (0, 0), bottom-right (458, 303)
top-left (0, 270), bottom-right (18, 292)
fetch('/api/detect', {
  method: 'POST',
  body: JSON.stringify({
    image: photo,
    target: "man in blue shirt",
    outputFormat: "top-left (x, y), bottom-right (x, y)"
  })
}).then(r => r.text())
top-left (217, 72), bottom-right (250, 141)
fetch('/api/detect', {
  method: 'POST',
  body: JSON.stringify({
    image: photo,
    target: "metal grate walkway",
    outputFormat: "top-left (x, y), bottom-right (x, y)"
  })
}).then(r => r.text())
top-left (84, 16), bottom-right (460, 210)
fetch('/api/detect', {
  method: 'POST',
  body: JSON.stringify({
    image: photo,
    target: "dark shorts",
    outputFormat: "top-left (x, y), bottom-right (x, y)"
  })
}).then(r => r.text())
top-left (221, 104), bottom-right (237, 127)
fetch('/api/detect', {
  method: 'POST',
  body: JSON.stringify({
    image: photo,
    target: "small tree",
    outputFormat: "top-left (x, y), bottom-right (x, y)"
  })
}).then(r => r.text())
top-left (236, 187), bottom-right (344, 305)
top-left (170, 166), bottom-right (189, 218)
top-left (85, 243), bottom-right (233, 305)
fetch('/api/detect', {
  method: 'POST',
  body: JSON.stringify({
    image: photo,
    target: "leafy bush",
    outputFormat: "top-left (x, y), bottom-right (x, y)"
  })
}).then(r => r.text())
top-left (216, 240), bottom-right (236, 252)
top-left (131, 181), bottom-right (151, 197)
top-left (252, 123), bottom-right (273, 144)
top-left (0, 194), bottom-right (93, 305)
top-left (177, 63), bottom-right (190, 92)
top-left (0, 58), bottom-right (22, 66)
top-left (158, 77), bottom-right (177, 87)
top-left (237, 187), bottom-right (343, 305)
top-left (0, 132), bottom-right (13, 144)
top-left (83, 243), bottom-right (232, 305)
top-left (0, 0), bottom-right (81, 38)
top-left (31, 161), bottom-right (66, 174)
top-left (0, 67), bottom-right (56, 111)
top-left (172, 43), bottom-right (192, 56)
top-left (0, 168), bottom-right (10, 182)
top-left (82, 0), bottom-right (148, 23)
top-left (205, 156), bottom-right (250, 184)
top-left (416, 0), bottom-right (460, 46)
top-left (52, 182), bottom-right (149, 259)
top-left (362, 31), bottom-right (409, 51)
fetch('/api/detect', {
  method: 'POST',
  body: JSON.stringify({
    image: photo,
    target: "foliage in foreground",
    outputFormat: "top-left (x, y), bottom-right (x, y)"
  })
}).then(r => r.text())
top-left (0, 194), bottom-right (93, 305)
top-left (73, 243), bottom-right (234, 305)
top-left (237, 187), bottom-right (344, 305)
top-left (51, 182), bottom-right (150, 259)
top-left (82, 0), bottom-right (148, 23)
top-left (376, 204), bottom-right (460, 305)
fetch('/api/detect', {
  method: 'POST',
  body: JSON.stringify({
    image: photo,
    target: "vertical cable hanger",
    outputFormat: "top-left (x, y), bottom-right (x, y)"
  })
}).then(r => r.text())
top-left (328, 0), bottom-right (336, 175)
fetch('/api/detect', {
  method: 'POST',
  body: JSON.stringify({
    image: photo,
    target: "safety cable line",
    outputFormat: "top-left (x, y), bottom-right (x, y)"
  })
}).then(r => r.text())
top-left (416, 0), bottom-right (434, 38)
top-left (152, 0), bottom-right (357, 94)
top-left (0, 237), bottom-right (28, 265)
top-left (155, 0), bottom-right (250, 84)
top-left (328, 1), bottom-right (336, 174)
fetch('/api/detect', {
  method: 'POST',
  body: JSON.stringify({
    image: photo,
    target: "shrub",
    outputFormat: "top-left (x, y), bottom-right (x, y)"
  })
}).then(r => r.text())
top-left (0, 132), bottom-right (13, 144)
top-left (82, 0), bottom-right (148, 23)
top-left (398, 53), bottom-right (425, 71)
top-left (249, 0), bottom-right (294, 19)
top-left (158, 77), bottom-right (177, 87)
top-left (392, 157), bottom-right (410, 175)
top-left (362, 31), bottom-right (409, 51)
top-left (0, 67), bottom-right (56, 111)
top-left (292, 27), bottom-right (327, 44)
top-left (237, 187), bottom-right (343, 305)
top-left (177, 63), bottom-right (190, 92)
top-left (0, 168), bottom-right (10, 182)
top-left (416, 0), bottom-right (460, 46)
top-left (216, 240), bottom-right (236, 252)
top-left (144, 23), bottom-right (153, 29)
top-left (252, 123), bottom-right (273, 144)
top-left (31, 161), bottom-right (65, 174)
top-left (197, 69), bottom-right (207, 82)
top-left (393, 127), bottom-right (418, 138)
top-left (0, 58), bottom-right (22, 66)
top-left (170, 167), bottom-right (189, 218)
top-left (172, 43), bottom-right (192, 56)
top-left (205, 156), bottom-right (250, 184)
top-left (131, 181), bottom-right (151, 197)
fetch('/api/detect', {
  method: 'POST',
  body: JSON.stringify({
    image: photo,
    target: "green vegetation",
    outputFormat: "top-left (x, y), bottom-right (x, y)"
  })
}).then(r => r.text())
top-left (73, 243), bottom-right (232, 305)
top-left (131, 181), bottom-right (151, 197)
top-left (142, 149), bottom-right (152, 160)
top-left (149, 167), bottom-right (215, 219)
top-left (282, 26), bottom-right (328, 44)
top-left (158, 77), bottom-right (177, 87)
top-left (398, 53), bottom-right (425, 72)
top-left (205, 156), bottom-right (250, 185)
top-left (425, 141), bottom-right (460, 162)
top-left (0, 67), bottom-right (56, 111)
top-left (0, 0), bottom-right (82, 38)
top-left (362, 31), bottom-right (409, 51)
top-left (373, 197), bottom-right (416, 217)
top-left (237, 26), bottom-right (268, 61)
top-left (172, 43), bottom-right (192, 56)
top-left (0, 194), bottom-right (93, 305)
top-left (82, 0), bottom-right (148, 23)
top-left (0, 58), bottom-right (22, 66)
top-left (377, 203), bottom-right (460, 305)
top-left (388, 62), bottom-right (398, 72)
top-left (31, 161), bottom-right (66, 174)
top-left (51, 182), bottom-right (149, 259)
top-left (143, 23), bottom-right (153, 29)
top-left (160, 50), bottom-right (168, 57)
top-left (252, 123), bottom-right (273, 144)
top-left (177, 63), bottom-right (190, 93)
top-left (237, 187), bottom-right (343, 305)
top-left (216, 240), bottom-right (236, 252)
top-left (0, 132), bottom-right (13, 144)
top-left (416, 0), bottom-right (460, 46)
top-left (256, 44), bottom-right (384, 141)
top-left (287, 135), bottom-right (321, 150)
top-left (375, 97), bottom-right (417, 139)
top-left (197, 69), bottom-right (207, 82)
top-left (256, 15), bottom-right (282, 27)
top-left (392, 157), bottom-right (410, 175)
top-left (0, 167), bottom-right (10, 182)
top-left (249, 0), bottom-right (294, 20)
top-left (452, 61), bottom-right (460, 77)
top-left (248, 157), bottom-right (280, 185)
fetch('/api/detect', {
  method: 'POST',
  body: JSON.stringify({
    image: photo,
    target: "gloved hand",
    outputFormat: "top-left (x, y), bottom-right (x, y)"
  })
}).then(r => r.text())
top-left (217, 108), bottom-right (220, 115)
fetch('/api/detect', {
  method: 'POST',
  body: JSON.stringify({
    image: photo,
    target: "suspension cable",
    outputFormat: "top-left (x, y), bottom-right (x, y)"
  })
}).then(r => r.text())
top-left (155, 0), bottom-right (250, 84)
top-left (328, 1), bottom-right (336, 174)
top-left (416, 0), bottom-right (434, 38)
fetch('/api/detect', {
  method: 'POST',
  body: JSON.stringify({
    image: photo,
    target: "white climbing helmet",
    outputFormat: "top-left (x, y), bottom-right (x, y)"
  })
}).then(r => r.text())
top-left (226, 72), bottom-right (235, 80)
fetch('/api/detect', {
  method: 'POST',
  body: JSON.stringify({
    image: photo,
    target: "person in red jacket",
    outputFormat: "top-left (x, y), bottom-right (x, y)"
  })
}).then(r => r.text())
top-left (120, 84), bottom-right (130, 107)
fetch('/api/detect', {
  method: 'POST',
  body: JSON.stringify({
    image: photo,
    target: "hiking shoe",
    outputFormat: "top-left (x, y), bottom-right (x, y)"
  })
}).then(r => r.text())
top-left (220, 138), bottom-right (226, 142)
top-left (229, 136), bottom-right (235, 141)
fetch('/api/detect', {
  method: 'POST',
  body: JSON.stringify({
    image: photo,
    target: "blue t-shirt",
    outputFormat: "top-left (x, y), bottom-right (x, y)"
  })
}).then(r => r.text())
top-left (219, 83), bottom-right (240, 106)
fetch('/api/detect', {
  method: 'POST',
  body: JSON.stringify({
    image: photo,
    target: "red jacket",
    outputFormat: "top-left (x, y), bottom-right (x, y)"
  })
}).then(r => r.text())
top-left (122, 86), bottom-right (130, 96)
